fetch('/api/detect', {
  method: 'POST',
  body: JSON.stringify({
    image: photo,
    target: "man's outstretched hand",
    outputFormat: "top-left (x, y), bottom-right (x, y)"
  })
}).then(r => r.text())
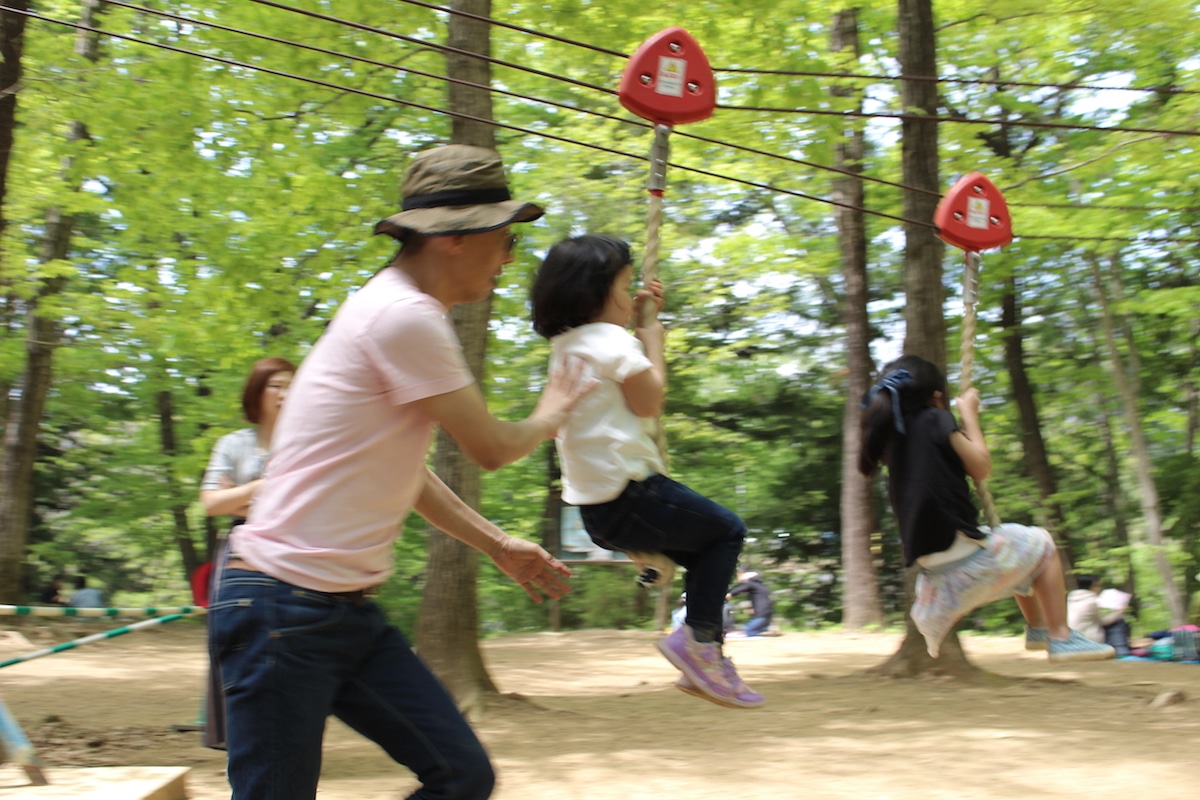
top-left (491, 536), bottom-right (574, 603)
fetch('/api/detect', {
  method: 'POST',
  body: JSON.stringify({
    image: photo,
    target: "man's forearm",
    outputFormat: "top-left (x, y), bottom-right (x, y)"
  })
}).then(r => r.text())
top-left (413, 468), bottom-right (506, 559)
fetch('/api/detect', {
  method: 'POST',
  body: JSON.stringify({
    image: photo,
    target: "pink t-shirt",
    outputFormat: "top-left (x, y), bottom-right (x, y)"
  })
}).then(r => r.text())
top-left (232, 268), bottom-right (474, 592)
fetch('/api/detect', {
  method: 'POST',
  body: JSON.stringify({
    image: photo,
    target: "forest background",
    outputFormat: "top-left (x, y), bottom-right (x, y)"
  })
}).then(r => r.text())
top-left (2, 0), bottom-right (1200, 664)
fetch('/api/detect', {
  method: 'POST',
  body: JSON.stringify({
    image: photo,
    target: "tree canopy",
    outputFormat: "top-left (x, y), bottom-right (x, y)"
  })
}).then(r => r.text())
top-left (3, 0), bottom-right (1199, 634)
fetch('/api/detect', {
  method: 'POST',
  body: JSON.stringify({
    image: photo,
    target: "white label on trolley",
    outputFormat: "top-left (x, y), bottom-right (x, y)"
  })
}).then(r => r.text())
top-left (656, 57), bottom-right (685, 97)
top-left (966, 197), bottom-right (990, 229)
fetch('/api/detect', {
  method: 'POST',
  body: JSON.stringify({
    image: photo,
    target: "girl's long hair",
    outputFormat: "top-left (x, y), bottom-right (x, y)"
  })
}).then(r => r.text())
top-left (857, 355), bottom-right (947, 476)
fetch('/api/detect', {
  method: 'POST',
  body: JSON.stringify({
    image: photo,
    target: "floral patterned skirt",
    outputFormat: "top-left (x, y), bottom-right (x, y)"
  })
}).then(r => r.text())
top-left (912, 524), bottom-right (1056, 658)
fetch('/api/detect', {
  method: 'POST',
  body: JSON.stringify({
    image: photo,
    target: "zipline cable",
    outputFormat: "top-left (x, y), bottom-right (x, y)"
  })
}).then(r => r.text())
top-left (253, 1), bottom-right (1200, 140)
top-left (1009, 202), bottom-right (1200, 212)
top-left (109, 1), bottom-right (939, 199)
top-left (245, 0), bottom-right (617, 97)
top-left (714, 67), bottom-right (1200, 97)
top-left (717, 103), bottom-right (1200, 138)
top-left (110, 3), bottom-right (1198, 204)
top-left (15, 7), bottom-right (1200, 240)
top-left (390, 0), bottom-right (627, 58)
top-left (6, 5), bottom-right (935, 229)
top-left (371, 0), bottom-right (1200, 99)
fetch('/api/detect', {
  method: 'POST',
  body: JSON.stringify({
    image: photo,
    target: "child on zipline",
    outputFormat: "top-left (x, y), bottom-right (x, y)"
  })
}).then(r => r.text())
top-left (530, 234), bottom-right (763, 708)
top-left (858, 354), bottom-right (1115, 663)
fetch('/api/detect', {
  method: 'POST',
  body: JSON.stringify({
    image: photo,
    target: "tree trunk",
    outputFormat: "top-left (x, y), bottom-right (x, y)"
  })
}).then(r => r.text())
top-left (1086, 252), bottom-right (1185, 624)
top-left (1186, 319), bottom-right (1200, 456)
top-left (1076, 286), bottom-right (1139, 604)
top-left (0, 0), bottom-right (28, 264)
top-left (999, 277), bottom-right (1078, 584)
top-left (867, 569), bottom-right (981, 680)
top-left (897, 0), bottom-right (946, 369)
top-left (414, 0), bottom-right (500, 718)
top-left (1099, 399), bottom-right (1138, 603)
top-left (0, 1), bottom-right (101, 602)
top-left (157, 388), bottom-right (199, 579)
top-left (0, 0), bottom-right (29, 599)
top-left (876, 0), bottom-right (980, 676)
top-left (831, 8), bottom-right (882, 630)
top-left (0, 275), bottom-right (59, 603)
top-left (541, 443), bottom-right (563, 632)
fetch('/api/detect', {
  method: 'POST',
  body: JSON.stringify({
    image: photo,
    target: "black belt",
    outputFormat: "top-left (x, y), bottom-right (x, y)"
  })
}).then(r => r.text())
top-left (225, 558), bottom-right (378, 606)
top-left (326, 587), bottom-right (378, 606)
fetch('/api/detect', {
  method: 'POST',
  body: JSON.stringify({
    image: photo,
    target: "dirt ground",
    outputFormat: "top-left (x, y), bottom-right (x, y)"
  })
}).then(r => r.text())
top-left (2, 620), bottom-right (1198, 800)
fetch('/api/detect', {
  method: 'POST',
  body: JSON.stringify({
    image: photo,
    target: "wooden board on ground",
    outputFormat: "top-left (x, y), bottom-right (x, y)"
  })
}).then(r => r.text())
top-left (0, 765), bottom-right (190, 799)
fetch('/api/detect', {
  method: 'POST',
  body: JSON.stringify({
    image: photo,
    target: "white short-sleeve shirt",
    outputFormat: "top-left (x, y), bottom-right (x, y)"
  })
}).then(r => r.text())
top-left (551, 322), bottom-right (666, 505)
top-left (232, 268), bottom-right (474, 592)
top-left (200, 428), bottom-right (267, 493)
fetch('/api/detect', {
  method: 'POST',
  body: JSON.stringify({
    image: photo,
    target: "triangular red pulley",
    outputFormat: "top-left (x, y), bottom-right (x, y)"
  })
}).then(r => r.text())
top-left (934, 172), bottom-right (1013, 252)
top-left (618, 27), bottom-right (716, 126)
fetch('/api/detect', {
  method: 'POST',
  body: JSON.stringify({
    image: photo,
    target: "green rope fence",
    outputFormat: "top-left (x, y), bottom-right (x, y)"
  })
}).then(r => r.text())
top-left (0, 604), bottom-right (206, 618)
top-left (0, 613), bottom-right (198, 670)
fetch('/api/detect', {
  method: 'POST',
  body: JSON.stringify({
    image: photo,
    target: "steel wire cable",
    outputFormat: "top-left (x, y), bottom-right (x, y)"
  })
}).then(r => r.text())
top-left (713, 67), bottom-right (1200, 96)
top-left (390, 0), bottom-right (626, 58)
top-left (120, 2), bottom-right (1200, 205)
top-left (110, 1), bottom-right (936, 199)
top-left (385, 0), bottom-right (1200, 98)
top-left (6, 5), bottom-right (934, 229)
top-left (245, 0), bottom-right (616, 97)
top-left (11, 5), bottom-right (1200, 242)
top-left (107, 1), bottom-right (936, 199)
top-left (715, 103), bottom-right (1200, 138)
top-left (253, 0), bottom-right (1200, 139)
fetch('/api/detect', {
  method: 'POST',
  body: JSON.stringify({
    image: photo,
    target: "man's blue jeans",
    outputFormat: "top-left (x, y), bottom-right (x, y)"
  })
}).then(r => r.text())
top-left (209, 569), bottom-right (494, 800)
top-left (580, 474), bottom-right (745, 641)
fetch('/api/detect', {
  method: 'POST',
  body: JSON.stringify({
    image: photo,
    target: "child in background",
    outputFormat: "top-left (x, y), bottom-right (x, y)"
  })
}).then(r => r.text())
top-left (530, 235), bottom-right (762, 708)
top-left (857, 354), bottom-right (1114, 664)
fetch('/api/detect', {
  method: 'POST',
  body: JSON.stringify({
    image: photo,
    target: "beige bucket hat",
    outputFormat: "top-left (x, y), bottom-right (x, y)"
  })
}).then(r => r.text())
top-left (374, 144), bottom-right (544, 239)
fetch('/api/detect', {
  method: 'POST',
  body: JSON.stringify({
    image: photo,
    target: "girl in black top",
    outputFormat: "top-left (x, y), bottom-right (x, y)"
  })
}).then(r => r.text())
top-left (859, 355), bottom-right (1113, 664)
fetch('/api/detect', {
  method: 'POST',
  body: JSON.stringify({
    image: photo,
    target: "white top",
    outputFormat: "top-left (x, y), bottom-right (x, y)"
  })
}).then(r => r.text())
top-left (200, 428), bottom-right (267, 493)
top-left (232, 268), bottom-right (474, 592)
top-left (551, 322), bottom-right (665, 505)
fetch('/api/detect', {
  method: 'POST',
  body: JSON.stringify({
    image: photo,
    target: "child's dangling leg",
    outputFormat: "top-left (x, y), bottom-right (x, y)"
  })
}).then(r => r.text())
top-left (1026, 546), bottom-right (1115, 663)
top-left (1014, 593), bottom-right (1049, 651)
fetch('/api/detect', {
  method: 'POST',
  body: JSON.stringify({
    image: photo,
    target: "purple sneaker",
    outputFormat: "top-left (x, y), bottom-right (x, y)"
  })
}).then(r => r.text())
top-left (657, 625), bottom-right (735, 704)
top-left (676, 657), bottom-right (764, 708)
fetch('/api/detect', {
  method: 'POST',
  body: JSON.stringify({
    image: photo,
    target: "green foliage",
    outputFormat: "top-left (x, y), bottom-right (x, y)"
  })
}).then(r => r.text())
top-left (6, 0), bottom-right (1200, 635)
top-left (550, 565), bottom-right (657, 631)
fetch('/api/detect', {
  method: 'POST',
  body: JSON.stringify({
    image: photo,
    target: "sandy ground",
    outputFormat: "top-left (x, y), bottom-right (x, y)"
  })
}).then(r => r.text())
top-left (2, 620), bottom-right (1198, 799)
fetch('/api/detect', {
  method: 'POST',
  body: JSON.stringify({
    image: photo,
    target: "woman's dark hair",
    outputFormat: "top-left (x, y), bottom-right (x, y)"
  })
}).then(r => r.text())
top-left (857, 354), bottom-right (947, 476)
top-left (242, 356), bottom-right (296, 423)
top-left (530, 235), bottom-right (632, 338)
top-left (1075, 574), bottom-right (1099, 591)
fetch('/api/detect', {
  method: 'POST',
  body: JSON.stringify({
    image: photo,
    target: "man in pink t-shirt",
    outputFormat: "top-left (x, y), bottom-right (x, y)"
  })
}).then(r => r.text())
top-left (210, 145), bottom-right (592, 800)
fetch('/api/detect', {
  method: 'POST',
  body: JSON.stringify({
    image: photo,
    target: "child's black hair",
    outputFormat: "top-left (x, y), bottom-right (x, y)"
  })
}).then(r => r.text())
top-left (530, 235), bottom-right (632, 338)
top-left (857, 354), bottom-right (948, 476)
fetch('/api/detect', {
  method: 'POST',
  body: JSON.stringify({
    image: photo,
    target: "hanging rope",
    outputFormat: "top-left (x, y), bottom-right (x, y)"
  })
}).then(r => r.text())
top-left (640, 124), bottom-right (671, 469)
top-left (959, 251), bottom-right (1002, 528)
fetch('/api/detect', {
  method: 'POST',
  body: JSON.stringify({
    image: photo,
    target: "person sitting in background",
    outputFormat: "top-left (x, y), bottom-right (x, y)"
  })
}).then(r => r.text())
top-left (727, 570), bottom-right (775, 637)
top-left (38, 574), bottom-right (67, 606)
top-left (671, 592), bottom-right (687, 631)
top-left (67, 576), bottom-right (105, 609)
top-left (1066, 574), bottom-right (1126, 643)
